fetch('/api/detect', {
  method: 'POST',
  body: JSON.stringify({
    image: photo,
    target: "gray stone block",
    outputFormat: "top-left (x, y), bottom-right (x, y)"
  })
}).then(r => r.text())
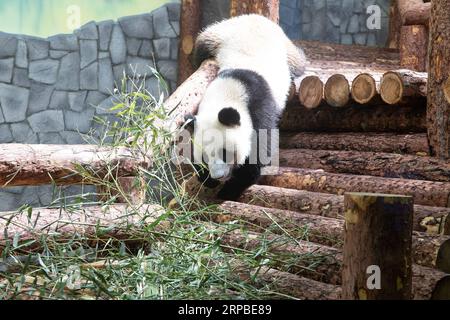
top-left (39, 132), bottom-right (65, 144)
top-left (80, 62), bottom-right (98, 90)
top-left (0, 109), bottom-right (4, 123)
top-left (64, 109), bottom-right (95, 133)
top-left (119, 14), bottom-right (154, 39)
top-left (80, 40), bottom-right (98, 69)
top-left (99, 52), bottom-right (110, 59)
top-left (56, 52), bottom-right (80, 91)
top-left (126, 57), bottom-right (153, 77)
top-left (96, 95), bottom-right (121, 115)
top-left (0, 191), bottom-right (19, 211)
top-left (11, 122), bottom-right (37, 143)
top-left (75, 21), bottom-right (98, 40)
top-left (157, 60), bottom-right (177, 82)
top-left (166, 2), bottom-right (181, 21)
top-left (28, 83), bottom-right (54, 114)
top-left (0, 124), bottom-right (13, 143)
top-left (29, 59), bottom-right (59, 84)
top-left (301, 7), bottom-right (312, 24)
top-left (16, 40), bottom-right (28, 68)
top-left (49, 91), bottom-right (69, 109)
top-left (127, 38), bottom-right (142, 56)
top-left (50, 50), bottom-right (68, 59)
top-left (13, 68), bottom-right (31, 88)
top-left (98, 20), bottom-right (114, 51)
top-left (0, 58), bottom-right (14, 83)
top-left (145, 76), bottom-right (163, 97)
top-left (113, 64), bottom-right (126, 85)
top-left (354, 33), bottom-right (367, 45)
top-left (18, 187), bottom-right (41, 209)
top-left (280, 5), bottom-right (296, 26)
top-left (60, 131), bottom-right (85, 144)
top-left (341, 34), bottom-right (353, 45)
top-left (68, 91), bottom-right (87, 112)
top-left (48, 34), bottom-right (79, 51)
top-left (0, 83), bottom-right (29, 122)
top-left (139, 40), bottom-right (154, 58)
top-left (153, 7), bottom-right (177, 38)
top-left (170, 39), bottom-right (179, 60)
top-left (110, 25), bottom-right (127, 65)
top-left (170, 21), bottom-right (180, 36)
top-left (28, 110), bottom-right (64, 133)
top-left (26, 37), bottom-right (50, 60)
top-left (313, 0), bottom-right (326, 10)
top-left (99, 58), bottom-right (115, 95)
top-left (153, 38), bottom-right (171, 59)
top-left (348, 14), bottom-right (360, 33)
top-left (367, 33), bottom-right (377, 46)
top-left (0, 32), bottom-right (18, 58)
top-left (86, 91), bottom-right (108, 107)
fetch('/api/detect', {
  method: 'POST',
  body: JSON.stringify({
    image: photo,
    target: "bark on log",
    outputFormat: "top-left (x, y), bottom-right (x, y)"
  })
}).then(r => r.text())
top-left (351, 73), bottom-right (378, 104)
top-left (388, 0), bottom-right (402, 48)
top-left (214, 218), bottom-right (450, 300)
top-left (252, 267), bottom-right (341, 300)
top-left (278, 148), bottom-right (450, 182)
top-left (239, 185), bottom-right (450, 234)
top-left (215, 201), bottom-right (450, 272)
top-left (342, 193), bottom-right (413, 300)
top-left (380, 71), bottom-right (428, 105)
top-left (178, 0), bottom-right (202, 85)
top-left (230, 0), bottom-right (279, 22)
top-left (398, 0), bottom-right (431, 26)
top-left (259, 167), bottom-right (450, 208)
top-left (298, 76), bottom-right (324, 109)
top-left (280, 103), bottom-right (427, 133)
top-left (97, 176), bottom-right (146, 205)
top-left (0, 144), bottom-right (148, 188)
top-left (427, 0), bottom-right (450, 159)
top-left (400, 25), bottom-right (428, 72)
top-left (324, 74), bottom-right (350, 107)
top-left (0, 204), bottom-right (166, 254)
top-left (280, 132), bottom-right (430, 155)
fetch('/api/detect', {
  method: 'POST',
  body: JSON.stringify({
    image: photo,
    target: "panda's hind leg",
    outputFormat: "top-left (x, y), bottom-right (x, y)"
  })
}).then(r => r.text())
top-left (217, 164), bottom-right (261, 201)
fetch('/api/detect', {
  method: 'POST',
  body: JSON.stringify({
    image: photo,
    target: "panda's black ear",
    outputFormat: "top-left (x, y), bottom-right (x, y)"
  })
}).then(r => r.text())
top-left (218, 108), bottom-right (241, 127)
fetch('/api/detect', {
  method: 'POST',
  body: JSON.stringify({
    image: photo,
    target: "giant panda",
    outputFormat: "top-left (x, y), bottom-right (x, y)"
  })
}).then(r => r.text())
top-left (184, 14), bottom-right (307, 201)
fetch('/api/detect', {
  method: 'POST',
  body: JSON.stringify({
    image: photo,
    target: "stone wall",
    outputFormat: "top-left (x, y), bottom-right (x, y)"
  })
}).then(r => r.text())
top-left (280, 0), bottom-right (390, 46)
top-left (0, 2), bottom-right (181, 211)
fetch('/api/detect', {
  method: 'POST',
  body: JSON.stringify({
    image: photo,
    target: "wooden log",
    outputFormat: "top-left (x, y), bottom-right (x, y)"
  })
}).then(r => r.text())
top-left (351, 73), bottom-right (378, 104)
top-left (177, 0), bottom-right (201, 85)
top-left (342, 193), bottom-right (413, 300)
top-left (324, 74), bottom-right (350, 107)
top-left (379, 70), bottom-right (428, 105)
top-left (298, 76), bottom-right (324, 109)
top-left (387, 0), bottom-right (402, 48)
top-left (400, 25), bottom-right (428, 72)
top-left (217, 225), bottom-right (450, 300)
top-left (398, 0), bottom-right (431, 26)
top-left (216, 201), bottom-right (450, 272)
top-left (427, 0), bottom-right (450, 159)
top-left (278, 148), bottom-right (450, 183)
top-left (252, 268), bottom-right (341, 300)
top-left (239, 185), bottom-right (450, 234)
top-left (259, 167), bottom-right (450, 208)
top-left (230, 0), bottom-right (279, 22)
top-left (280, 132), bottom-right (430, 155)
top-left (0, 144), bottom-right (148, 188)
top-left (0, 204), bottom-right (166, 254)
top-left (280, 103), bottom-right (427, 133)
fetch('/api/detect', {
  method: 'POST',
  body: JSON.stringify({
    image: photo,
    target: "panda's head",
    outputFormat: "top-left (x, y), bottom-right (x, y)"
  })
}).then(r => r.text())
top-left (189, 76), bottom-right (254, 181)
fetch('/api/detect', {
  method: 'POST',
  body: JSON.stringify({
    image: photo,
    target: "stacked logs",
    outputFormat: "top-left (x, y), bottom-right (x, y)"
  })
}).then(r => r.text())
top-left (293, 69), bottom-right (427, 109)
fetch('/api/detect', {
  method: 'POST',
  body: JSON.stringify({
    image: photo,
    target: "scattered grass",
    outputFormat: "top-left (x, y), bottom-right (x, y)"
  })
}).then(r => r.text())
top-left (0, 72), bottom-right (330, 300)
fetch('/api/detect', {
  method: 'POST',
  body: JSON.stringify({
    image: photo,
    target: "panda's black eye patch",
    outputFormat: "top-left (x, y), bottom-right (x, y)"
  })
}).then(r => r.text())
top-left (218, 108), bottom-right (241, 127)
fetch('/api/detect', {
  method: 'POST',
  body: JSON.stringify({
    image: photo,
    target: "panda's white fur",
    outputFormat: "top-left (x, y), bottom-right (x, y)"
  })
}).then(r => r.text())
top-left (189, 14), bottom-right (307, 200)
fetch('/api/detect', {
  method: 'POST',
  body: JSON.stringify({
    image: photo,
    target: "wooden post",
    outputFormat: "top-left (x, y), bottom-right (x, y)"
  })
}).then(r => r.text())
top-left (342, 193), bottom-right (413, 300)
top-left (427, 0), bottom-right (450, 159)
top-left (177, 0), bottom-right (202, 85)
top-left (400, 25), bottom-right (428, 72)
top-left (230, 0), bottom-right (279, 22)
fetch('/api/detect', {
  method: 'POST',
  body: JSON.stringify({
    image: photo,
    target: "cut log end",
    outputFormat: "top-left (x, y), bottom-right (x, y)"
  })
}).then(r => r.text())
top-left (299, 76), bottom-right (324, 109)
top-left (432, 275), bottom-right (450, 300)
top-left (324, 74), bottom-right (350, 107)
top-left (437, 238), bottom-right (450, 273)
top-left (351, 73), bottom-right (377, 104)
top-left (380, 71), bottom-right (404, 105)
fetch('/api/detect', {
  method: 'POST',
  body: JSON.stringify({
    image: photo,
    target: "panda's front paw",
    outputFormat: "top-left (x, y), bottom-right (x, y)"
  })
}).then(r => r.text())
top-left (217, 185), bottom-right (242, 201)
